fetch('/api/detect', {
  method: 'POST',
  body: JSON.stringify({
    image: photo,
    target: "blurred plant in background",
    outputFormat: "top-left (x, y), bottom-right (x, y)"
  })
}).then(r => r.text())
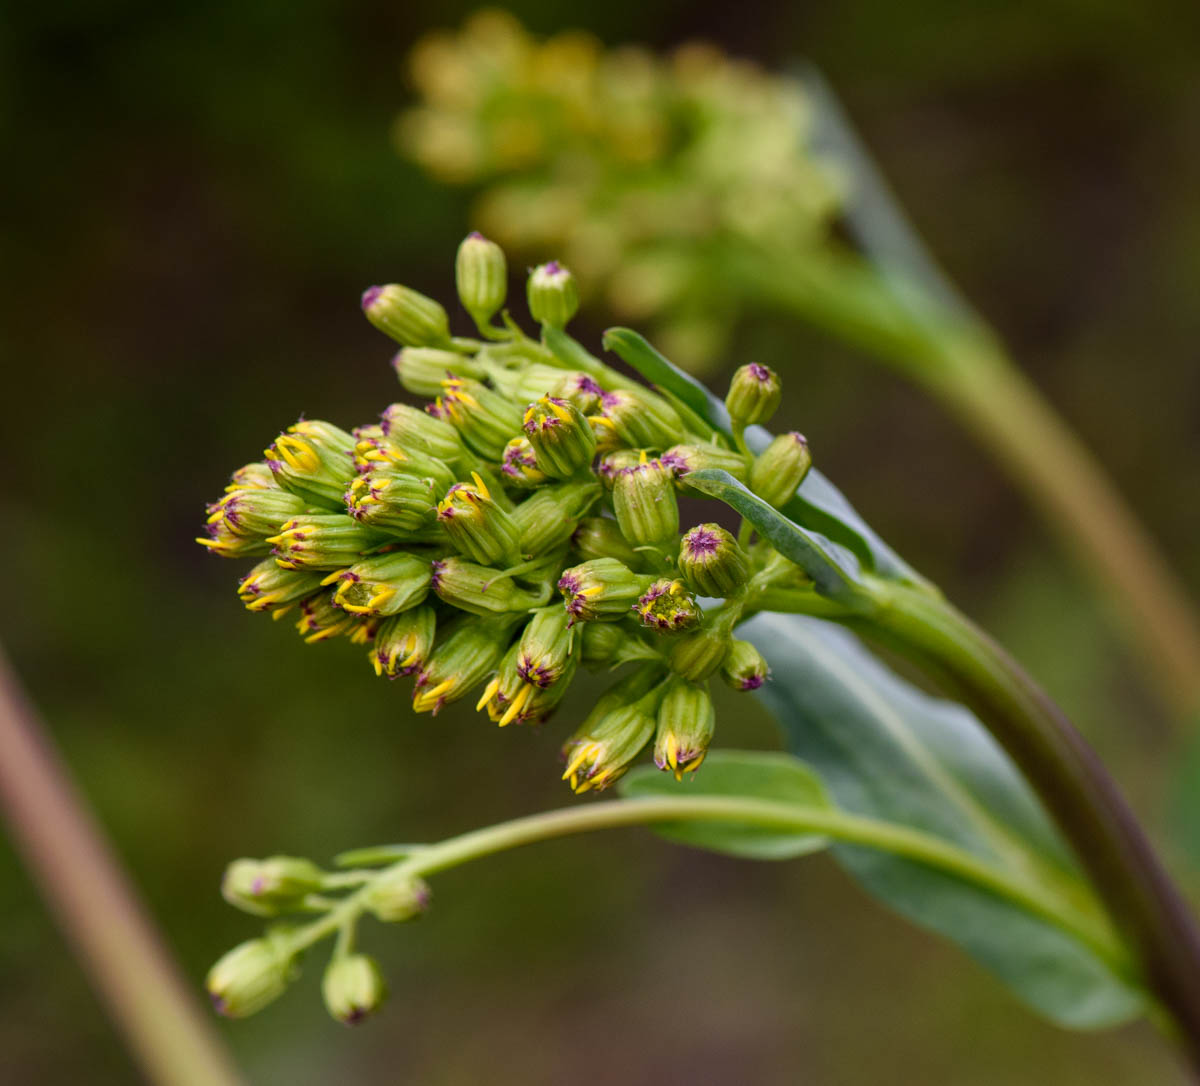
top-left (398, 10), bottom-right (1200, 729)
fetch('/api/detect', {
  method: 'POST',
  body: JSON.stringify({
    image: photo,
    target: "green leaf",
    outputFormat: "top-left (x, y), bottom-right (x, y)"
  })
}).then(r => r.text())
top-left (742, 611), bottom-right (1145, 1028)
top-left (619, 751), bottom-right (833, 860)
top-left (684, 469), bottom-right (870, 607)
top-left (601, 325), bottom-right (922, 585)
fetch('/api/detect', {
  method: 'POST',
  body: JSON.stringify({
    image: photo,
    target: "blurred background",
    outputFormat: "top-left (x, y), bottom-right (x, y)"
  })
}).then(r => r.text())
top-left (3, 0), bottom-right (1199, 1082)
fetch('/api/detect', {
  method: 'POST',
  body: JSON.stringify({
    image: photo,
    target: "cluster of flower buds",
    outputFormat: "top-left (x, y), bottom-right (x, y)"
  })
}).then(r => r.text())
top-left (398, 10), bottom-right (842, 368)
top-left (200, 237), bottom-right (814, 794)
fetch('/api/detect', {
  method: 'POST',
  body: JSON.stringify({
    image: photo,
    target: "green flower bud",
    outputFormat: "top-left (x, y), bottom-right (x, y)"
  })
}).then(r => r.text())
top-left (456, 232), bottom-right (507, 330)
top-left (362, 870), bottom-right (431, 923)
top-left (435, 375), bottom-right (524, 461)
top-left (379, 402), bottom-right (466, 462)
top-left (580, 621), bottom-right (625, 669)
top-left (522, 395), bottom-right (597, 479)
top-left (476, 640), bottom-right (577, 726)
top-left (591, 386), bottom-right (683, 450)
top-left (264, 420), bottom-right (358, 508)
top-left (391, 347), bottom-right (482, 398)
top-left (295, 589), bottom-right (378, 644)
top-left (570, 516), bottom-right (642, 568)
top-left (370, 605), bottom-right (436, 678)
top-left (596, 448), bottom-right (645, 490)
top-left (205, 486), bottom-right (307, 542)
top-left (634, 579), bottom-right (702, 632)
top-left (749, 431), bottom-right (812, 509)
top-left (511, 481), bottom-right (602, 557)
top-left (558, 558), bottom-right (655, 624)
top-left (437, 473), bottom-right (522, 566)
top-left (431, 556), bottom-right (554, 616)
top-left (325, 552), bottom-right (433, 617)
top-left (515, 606), bottom-right (575, 688)
top-left (413, 615), bottom-right (519, 713)
top-left (362, 284), bottom-right (452, 348)
top-left (721, 638), bottom-right (769, 691)
top-left (484, 360), bottom-right (576, 405)
top-left (206, 933), bottom-right (295, 1019)
top-left (267, 514), bottom-right (388, 571)
top-left (221, 856), bottom-right (325, 917)
top-left (668, 624), bottom-right (730, 681)
top-left (323, 953), bottom-right (387, 1026)
top-left (612, 456), bottom-right (679, 548)
top-left (661, 443), bottom-right (749, 489)
top-left (654, 676), bottom-right (715, 779)
top-left (500, 436), bottom-right (549, 488)
top-left (561, 666), bottom-right (665, 793)
top-left (237, 561), bottom-right (325, 616)
top-left (196, 518), bottom-right (272, 559)
top-left (551, 373), bottom-right (604, 415)
top-left (346, 460), bottom-right (455, 535)
top-left (527, 261), bottom-right (579, 328)
top-left (677, 523), bottom-right (750, 598)
top-left (226, 462), bottom-right (276, 491)
top-left (725, 363), bottom-right (782, 427)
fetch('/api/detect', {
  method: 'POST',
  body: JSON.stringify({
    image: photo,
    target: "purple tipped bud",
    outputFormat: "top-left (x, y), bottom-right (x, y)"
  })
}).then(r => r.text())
top-left (725, 362), bottom-right (782, 426)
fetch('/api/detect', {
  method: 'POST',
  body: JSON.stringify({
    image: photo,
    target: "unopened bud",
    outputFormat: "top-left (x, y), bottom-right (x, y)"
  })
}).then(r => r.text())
top-left (391, 347), bottom-right (481, 398)
top-left (206, 487), bottom-right (307, 541)
top-left (522, 395), bottom-right (597, 478)
top-left (456, 232), bottom-right (507, 330)
top-left (654, 676), bottom-right (715, 779)
top-left (725, 363), bottom-right (781, 427)
top-left (551, 373), bottom-right (604, 414)
top-left (196, 518), bottom-right (273, 559)
top-left (721, 638), bottom-right (769, 691)
top-left (677, 523), bottom-right (749, 598)
top-left (668, 624), bottom-right (730, 681)
top-left (635, 579), bottom-right (701, 632)
top-left (237, 561), bottom-right (325, 616)
top-left (370, 605), bottom-right (436, 678)
top-left (207, 934), bottom-right (295, 1019)
top-left (326, 552), bottom-right (433, 616)
top-left (379, 402), bottom-right (466, 462)
top-left (561, 667), bottom-right (665, 792)
top-left (558, 558), bottom-right (655, 624)
top-left (477, 640), bottom-right (577, 726)
top-left (527, 261), bottom-right (579, 328)
top-left (363, 870), bottom-right (432, 923)
top-left (346, 464), bottom-right (453, 536)
top-left (571, 516), bottom-right (642, 568)
top-left (612, 456), bottom-right (679, 548)
top-left (294, 590), bottom-right (363, 644)
top-left (596, 448), bottom-right (644, 490)
top-left (265, 420), bottom-right (358, 508)
top-left (221, 856), bottom-right (325, 917)
top-left (226, 462), bottom-right (276, 491)
top-left (266, 514), bottom-right (388, 571)
top-left (591, 387), bottom-right (683, 449)
top-left (749, 431), bottom-right (812, 508)
top-left (500, 436), bottom-right (549, 488)
top-left (661, 443), bottom-right (749, 490)
top-left (511, 481), bottom-right (602, 557)
top-left (431, 556), bottom-right (550, 616)
top-left (516, 606), bottom-right (575, 688)
top-left (323, 953), bottom-right (387, 1026)
top-left (412, 615), bottom-right (520, 713)
top-left (436, 376), bottom-right (524, 461)
top-left (437, 473), bottom-right (522, 566)
top-left (362, 284), bottom-right (452, 348)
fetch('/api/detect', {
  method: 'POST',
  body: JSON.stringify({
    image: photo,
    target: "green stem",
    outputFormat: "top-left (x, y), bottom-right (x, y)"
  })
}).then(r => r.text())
top-left (292, 796), bottom-right (1128, 978)
top-left (863, 582), bottom-right (1200, 1066)
top-left (0, 649), bottom-right (241, 1086)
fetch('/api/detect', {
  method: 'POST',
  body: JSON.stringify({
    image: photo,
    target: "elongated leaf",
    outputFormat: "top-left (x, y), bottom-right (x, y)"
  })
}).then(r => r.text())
top-left (621, 751), bottom-right (832, 860)
top-left (742, 611), bottom-right (1144, 1028)
top-left (601, 326), bottom-right (921, 584)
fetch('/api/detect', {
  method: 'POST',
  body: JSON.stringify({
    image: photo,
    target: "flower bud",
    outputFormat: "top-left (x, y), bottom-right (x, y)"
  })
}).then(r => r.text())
top-left (237, 561), bottom-right (325, 616)
top-left (749, 431), bottom-right (812, 509)
top-left (477, 640), bottom-right (577, 726)
top-left (264, 420), bottom-right (357, 508)
top-left (580, 621), bottom-right (624, 669)
top-left (346, 464), bottom-right (453, 535)
top-left (591, 387), bottom-right (683, 449)
top-left (635, 579), bottom-right (701, 632)
top-left (612, 456), bottom-right (679, 548)
top-left (484, 361), bottom-right (574, 405)
top-left (571, 516), bottom-right (642, 568)
top-left (325, 552), bottom-right (433, 616)
top-left (551, 373), bottom-right (604, 415)
top-left (362, 284), bottom-right (452, 348)
top-left (527, 261), bottom-right (579, 328)
top-left (725, 363), bottom-right (781, 427)
top-left (558, 558), bottom-right (655, 624)
top-left (370, 605), bottom-right (436, 678)
top-left (596, 448), bottom-right (643, 490)
top-left (379, 402), bottom-right (466, 462)
top-left (654, 677), bottom-right (715, 779)
top-left (226, 462), bottom-right (276, 491)
top-left (661, 443), bottom-right (749, 489)
top-left (436, 376), bottom-right (525, 461)
top-left (515, 606), bottom-right (575, 688)
top-left (267, 514), bottom-right (388, 571)
top-left (221, 856), bottom-right (325, 917)
top-left (196, 518), bottom-right (273, 559)
top-left (205, 487), bottom-right (307, 541)
top-left (677, 523), bottom-right (750, 598)
top-left (431, 556), bottom-right (550, 616)
top-left (437, 473), bottom-right (522, 566)
top-left (294, 590), bottom-right (366, 644)
top-left (668, 624), bottom-right (730, 681)
top-left (413, 615), bottom-right (519, 713)
top-left (362, 871), bottom-right (431, 923)
top-left (511, 481), bottom-right (602, 557)
top-left (561, 667), bottom-right (665, 792)
top-left (391, 347), bottom-right (482, 398)
top-left (456, 232), bottom-right (507, 329)
top-left (323, 954), bottom-right (387, 1026)
top-left (721, 638), bottom-right (769, 691)
top-left (500, 436), bottom-right (549, 488)
top-left (522, 396), bottom-right (597, 479)
top-left (207, 934), bottom-right (295, 1019)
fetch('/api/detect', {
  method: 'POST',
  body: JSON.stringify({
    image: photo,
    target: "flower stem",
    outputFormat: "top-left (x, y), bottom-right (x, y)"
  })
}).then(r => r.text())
top-left (0, 648), bottom-right (241, 1086)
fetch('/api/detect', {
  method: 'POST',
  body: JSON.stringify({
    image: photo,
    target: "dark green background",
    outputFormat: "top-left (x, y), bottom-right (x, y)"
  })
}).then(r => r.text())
top-left (3, 1), bottom-right (1199, 1081)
